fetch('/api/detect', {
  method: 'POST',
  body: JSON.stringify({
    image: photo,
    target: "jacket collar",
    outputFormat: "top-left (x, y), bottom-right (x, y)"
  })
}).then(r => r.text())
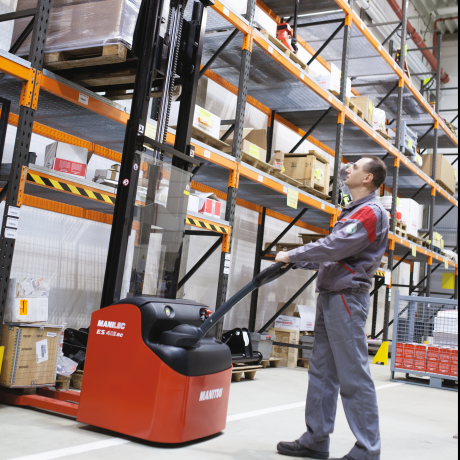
top-left (344, 192), bottom-right (377, 212)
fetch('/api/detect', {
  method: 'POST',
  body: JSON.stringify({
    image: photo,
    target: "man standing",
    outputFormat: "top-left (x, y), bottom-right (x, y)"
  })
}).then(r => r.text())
top-left (275, 156), bottom-right (389, 460)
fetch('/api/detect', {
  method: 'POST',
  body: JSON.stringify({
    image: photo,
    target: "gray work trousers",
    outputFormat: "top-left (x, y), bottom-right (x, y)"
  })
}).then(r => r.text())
top-left (300, 290), bottom-right (381, 460)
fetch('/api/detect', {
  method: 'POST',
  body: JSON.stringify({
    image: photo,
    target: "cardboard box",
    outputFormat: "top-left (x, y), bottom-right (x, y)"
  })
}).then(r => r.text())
top-left (295, 305), bottom-right (316, 331)
top-left (273, 315), bottom-right (301, 332)
top-left (45, 142), bottom-right (88, 178)
top-left (196, 193), bottom-right (222, 219)
top-left (0, 324), bottom-right (62, 388)
top-left (95, 169), bottom-right (119, 182)
top-left (268, 150), bottom-right (285, 171)
top-left (277, 302), bottom-right (297, 317)
top-left (450, 349), bottom-right (458, 378)
top-left (8, 278), bottom-right (50, 298)
top-left (399, 199), bottom-right (421, 238)
top-left (222, 128), bottom-right (268, 163)
top-left (403, 343), bottom-right (416, 370)
top-left (352, 96), bottom-right (374, 126)
top-left (414, 345), bottom-right (427, 373)
top-left (187, 194), bottom-right (200, 214)
top-left (313, 63), bottom-right (351, 97)
top-left (427, 346), bottom-right (440, 374)
top-left (395, 343), bottom-right (404, 369)
top-left (284, 151), bottom-right (330, 191)
top-left (421, 154), bottom-right (457, 196)
top-left (4, 298), bottom-right (49, 323)
top-left (170, 103), bottom-right (221, 140)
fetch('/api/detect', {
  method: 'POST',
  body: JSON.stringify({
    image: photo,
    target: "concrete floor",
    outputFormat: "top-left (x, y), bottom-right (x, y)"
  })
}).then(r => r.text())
top-left (0, 363), bottom-right (458, 460)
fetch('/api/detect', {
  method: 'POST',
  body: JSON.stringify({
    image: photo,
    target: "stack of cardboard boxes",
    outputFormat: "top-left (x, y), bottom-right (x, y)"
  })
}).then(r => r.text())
top-left (0, 278), bottom-right (62, 388)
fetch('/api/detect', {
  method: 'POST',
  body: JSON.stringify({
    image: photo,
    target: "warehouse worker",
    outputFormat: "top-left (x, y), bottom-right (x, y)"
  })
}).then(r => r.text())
top-left (275, 156), bottom-right (389, 460)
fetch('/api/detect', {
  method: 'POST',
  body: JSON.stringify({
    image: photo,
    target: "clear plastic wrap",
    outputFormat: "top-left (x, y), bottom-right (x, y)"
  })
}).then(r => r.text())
top-left (12, 0), bottom-right (141, 55)
top-left (57, 355), bottom-right (78, 376)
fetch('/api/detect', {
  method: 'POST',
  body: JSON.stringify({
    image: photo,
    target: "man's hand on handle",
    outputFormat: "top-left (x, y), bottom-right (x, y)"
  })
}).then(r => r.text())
top-left (275, 251), bottom-right (291, 268)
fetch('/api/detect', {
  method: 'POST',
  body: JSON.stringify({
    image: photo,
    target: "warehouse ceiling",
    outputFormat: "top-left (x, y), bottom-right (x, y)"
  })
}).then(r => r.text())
top-left (411, 0), bottom-right (458, 35)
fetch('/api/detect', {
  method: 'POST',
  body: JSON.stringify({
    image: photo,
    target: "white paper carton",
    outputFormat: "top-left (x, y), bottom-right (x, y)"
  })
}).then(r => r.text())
top-left (273, 315), bottom-right (301, 331)
top-left (196, 193), bottom-right (222, 219)
top-left (187, 194), bottom-right (200, 214)
top-left (373, 108), bottom-right (386, 132)
top-left (297, 305), bottom-right (316, 331)
top-left (8, 278), bottom-right (50, 298)
top-left (44, 142), bottom-right (88, 177)
top-left (4, 297), bottom-right (49, 323)
top-left (399, 199), bottom-right (421, 238)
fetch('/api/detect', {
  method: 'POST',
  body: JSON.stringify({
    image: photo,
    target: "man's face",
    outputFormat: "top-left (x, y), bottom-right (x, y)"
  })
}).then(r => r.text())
top-left (344, 158), bottom-right (373, 189)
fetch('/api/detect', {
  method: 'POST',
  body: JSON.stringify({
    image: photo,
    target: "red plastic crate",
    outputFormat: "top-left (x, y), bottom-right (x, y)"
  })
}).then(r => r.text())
top-left (438, 348), bottom-right (452, 376)
top-left (403, 344), bottom-right (416, 371)
top-left (450, 350), bottom-right (458, 378)
top-left (394, 343), bottom-right (405, 369)
top-left (427, 346), bottom-right (440, 375)
top-left (414, 345), bottom-right (428, 373)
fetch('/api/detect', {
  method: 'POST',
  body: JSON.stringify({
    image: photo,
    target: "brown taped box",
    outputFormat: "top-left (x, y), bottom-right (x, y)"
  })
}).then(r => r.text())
top-left (221, 128), bottom-right (267, 162)
top-left (283, 151), bottom-right (330, 191)
top-left (269, 150), bottom-right (285, 170)
top-left (421, 154), bottom-right (457, 196)
top-left (0, 324), bottom-right (62, 388)
top-left (351, 96), bottom-right (375, 126)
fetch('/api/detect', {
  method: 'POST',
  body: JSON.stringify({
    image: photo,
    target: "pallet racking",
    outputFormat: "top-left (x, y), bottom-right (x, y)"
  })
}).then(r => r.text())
top-left (0, 0), bottom-right (458, 354)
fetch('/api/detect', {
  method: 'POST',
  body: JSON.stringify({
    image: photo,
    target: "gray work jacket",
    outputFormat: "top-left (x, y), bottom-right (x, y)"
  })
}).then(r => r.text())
top-left (288, 193), bottom-right (389, 293)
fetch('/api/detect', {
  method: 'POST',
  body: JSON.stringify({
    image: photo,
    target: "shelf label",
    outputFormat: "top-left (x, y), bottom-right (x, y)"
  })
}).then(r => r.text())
top-left (223, 7), bottom-right (229, 16)
top-left (224, 267), bottom-right (231, 275)
top-left (268, 46), bottom-right (274, 54)
top-left (78, 93), bottom-right (89, 106)
top-left (287, 189), bottom-right (299, 209)
top-left (412, 245), bottom-right (417, 257)
top-left (385, 271), bottom-right (392, 286)
top-left (354, 116), bottom-right (357, 123)
top-left (204, 149), bottom-right (211, 159)
top-left (5, 228), bottom-right (17, 239)
top-left (283, 186), bottom-right (288, 194)
top-left (225, 253), bottom-right (232, 262)
top-left (445, 259), bottom-right (449, 270)
top-left (378, 45), bottom-right (381, 52)
top-left (300, 73), bottom-right (305, 80)
top-left (145, 124), bottom-right (156, 139)
top-left (321, 204), bottom-right (325, 210)
top-left (7, 206), bottom-right (20, 217)
top-left (328, 95), bottom-right (332, 103)
top-left (224, 260), bottom-right (231, 268)
top-left (6, 217), bottom-right (19, 229)
top-left (258, 174), bottom-right (264, 183)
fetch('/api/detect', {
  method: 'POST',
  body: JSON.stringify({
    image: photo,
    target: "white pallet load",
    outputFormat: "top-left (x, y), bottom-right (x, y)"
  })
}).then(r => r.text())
top-left (433, 310), bottom-right (458, 348)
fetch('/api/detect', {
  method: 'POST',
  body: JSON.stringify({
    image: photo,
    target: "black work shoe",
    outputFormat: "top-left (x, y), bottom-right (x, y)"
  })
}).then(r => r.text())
top-left (329, 456), bottom-right (355, 460)
top-left (277, 440), bottom-right (329, 459)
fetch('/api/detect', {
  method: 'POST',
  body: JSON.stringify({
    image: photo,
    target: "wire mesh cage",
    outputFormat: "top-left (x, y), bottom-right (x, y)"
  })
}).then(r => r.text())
top-left (391, 291), bottom-right (458, 391)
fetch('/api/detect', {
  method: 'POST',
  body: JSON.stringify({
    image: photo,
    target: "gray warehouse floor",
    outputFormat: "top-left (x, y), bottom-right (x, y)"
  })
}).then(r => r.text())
top-left (0, 364), bottom-right (458, 460)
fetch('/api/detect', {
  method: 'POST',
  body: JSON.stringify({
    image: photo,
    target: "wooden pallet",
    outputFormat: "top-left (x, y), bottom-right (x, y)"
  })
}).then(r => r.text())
top-left (270, 169), bottom-right (303, 188)
top-left (265, 242), bottom-right (302, 252)
top-left (44, 44), bottom-right (128, 70)
top-left (284, 49), bottom-right (308, 69)
top-left (269, 328), bottom-right (300, 368)
top-left (298, 358), bottom-right (310, 369)
top-left (241, 151), bottom-right (273, 174)
top-left (407, 234), bottom-right (424, 246)
top-left (396, 220), bottom-right (407, 232)
top-left (71, 371), bottom-right (83, 390)
top-left (298, 184), bottom-right (330, 202)
top-left (260, 29), bottom-right (290, 54)
top-left (261, 358), bottom-right (281, 369)
top-left (299, 234), bottom-right (325, 244)
top-left (232, 364), bottom-right (263, 382)
top-left (377, 130), bottom-right (393, 141)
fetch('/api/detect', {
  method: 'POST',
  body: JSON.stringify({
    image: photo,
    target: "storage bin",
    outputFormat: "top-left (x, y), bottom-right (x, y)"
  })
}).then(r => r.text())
top-left (250, 333), bottom-right (276, 360)
top-left (300, 335), bottom-right (315, 360)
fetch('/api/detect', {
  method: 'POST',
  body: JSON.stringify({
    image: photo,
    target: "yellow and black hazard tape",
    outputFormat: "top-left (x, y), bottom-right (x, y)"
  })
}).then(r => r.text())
top-left (375, 270), bottom-right (387, 278)
top-left (186, 217), bottom-right (230, 235)
top-left (27, 173), bottom-right (116, 205)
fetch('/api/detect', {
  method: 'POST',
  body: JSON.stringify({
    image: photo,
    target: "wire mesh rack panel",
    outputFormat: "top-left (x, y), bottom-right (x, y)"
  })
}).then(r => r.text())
top-left (391, 291), bottom-right (458, 391)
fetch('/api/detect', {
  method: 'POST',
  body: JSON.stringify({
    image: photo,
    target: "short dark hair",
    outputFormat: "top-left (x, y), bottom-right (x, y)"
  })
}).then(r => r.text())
top-left (362, 156), bottom-right (387, 190)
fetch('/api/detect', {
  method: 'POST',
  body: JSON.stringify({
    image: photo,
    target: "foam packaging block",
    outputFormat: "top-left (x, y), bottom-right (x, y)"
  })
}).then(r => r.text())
top-left (4, 298), bottom-right (49, 323)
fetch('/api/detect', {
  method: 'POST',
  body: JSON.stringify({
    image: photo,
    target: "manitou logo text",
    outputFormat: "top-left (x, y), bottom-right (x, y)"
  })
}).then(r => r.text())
top-left (97, 320), bottom-right (126, 330)
top-left (199, 389), bottom-right (224, 402)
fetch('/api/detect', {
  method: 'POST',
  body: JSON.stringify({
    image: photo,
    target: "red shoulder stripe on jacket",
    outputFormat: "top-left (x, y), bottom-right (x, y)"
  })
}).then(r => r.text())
top-left (349, 206), bottom-right (377, 243)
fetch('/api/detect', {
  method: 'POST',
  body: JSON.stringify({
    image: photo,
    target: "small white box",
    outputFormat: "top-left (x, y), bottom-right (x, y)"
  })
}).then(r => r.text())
top-left (273, 315), bottom-right (301, 331)
top-left (187, 194), bottom-right (200, 213)
top-left (373, 108), bottom-right (386, 132)
top-left (196, 193), bottom-right (222, 219)
top-left (8, 278), bottom-right (50, 298)
top-left (297, 305), bottom-right (316, 332)
top-left (45, 142), bottom-right (88, 177)
top-left (4, 297), bottom-right (49, 323)
top-left (399, 199), bottom-right (421, 238)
